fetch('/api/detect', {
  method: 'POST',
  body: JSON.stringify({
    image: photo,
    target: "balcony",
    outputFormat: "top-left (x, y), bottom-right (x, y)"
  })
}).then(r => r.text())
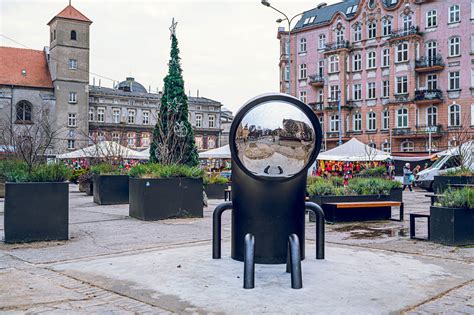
top-left (415, 125), bottom-right (443, 137)
top-left (324, 100), bottom-right (355, 111)
top-left (325, 132), bottom-right (351, 142)
top-left (415, 56), bottom-right (445, 73)
top-left (324, 40), bottom-right (351, 53)
top-left (392, 125), bottom-right (443, 138)
top-left (308, 102), bottom-right (324, 111)
top-left (414, 89), bottom-right (443, 104)
top-left (389, 26), bottom-right (422, 41)
top-left (308, 75), bottom-right (325, 87)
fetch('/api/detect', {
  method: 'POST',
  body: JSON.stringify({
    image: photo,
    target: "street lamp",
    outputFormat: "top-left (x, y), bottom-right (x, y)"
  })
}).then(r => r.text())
top-left (261, 0), bottom-right (304, 95)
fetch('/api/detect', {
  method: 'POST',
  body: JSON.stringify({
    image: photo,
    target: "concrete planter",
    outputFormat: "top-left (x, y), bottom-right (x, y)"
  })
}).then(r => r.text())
top-left (79, 181), bottom-right (93, 196)
top-left (129, 177), bottom-right (203, 221)
top-left (93, 174), bottom-right (129, 205)
top-left (433, 176), bottom-right (474, 193)
top-left (204, 183), bottom-right (229, 199)
top-left (0, 182), bottom-right (5, 198)
top-left (4, 182), bottom-right (69, 243)
top-left (430, 206), bottom-right (474, 246)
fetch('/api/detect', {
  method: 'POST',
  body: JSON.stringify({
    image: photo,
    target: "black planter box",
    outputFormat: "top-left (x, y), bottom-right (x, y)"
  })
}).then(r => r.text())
top-left (308, 188), bottom-right (401, 223)
top-left (204, 183), bottom-right (229, 199)
top-left (430, 206), bottom-right (474, 246)
top-left (93, 175), bottom-right (129, 205)
top-left (129, 177), bottom-right (203, 221)
top-left (4, 182), bottom-right (68, 243)
top-left (433, 176), bottom-right (474, 193)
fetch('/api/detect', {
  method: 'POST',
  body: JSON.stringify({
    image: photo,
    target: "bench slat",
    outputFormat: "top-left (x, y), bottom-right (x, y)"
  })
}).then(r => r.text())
top-left (325, 201), bottom-right (401, 209)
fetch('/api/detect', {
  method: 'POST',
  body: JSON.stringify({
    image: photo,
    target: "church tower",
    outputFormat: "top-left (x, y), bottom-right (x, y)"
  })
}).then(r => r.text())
top-left (47, 3), bottom-right (92, 151)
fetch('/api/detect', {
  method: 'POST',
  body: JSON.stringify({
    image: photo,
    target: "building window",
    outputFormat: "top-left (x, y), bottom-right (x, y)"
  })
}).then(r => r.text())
top-left (97, 107), bottom-right (105, 122)
top-left (128, 109), bottom-right (136, 124)
top-left (382, 110), bottom-right (389, 130)
top-left (403, 15), bottom-right (413, 30)
top-left (353, 53), bottom-right (361, 71)
top-left (330, 85), bottom-right (340, 100)
top-left (299, 63), bottom-right (307, 79)
top-left (329, 55), bottom-right (339, 73)
top-left (112, 132), bottom-right (120, 143)
top-left (353, 84), bottom-right (361, 100)
top-left (354, 24), bottom-right (362, 42)
top-left (396, 42), bottom-right (408, 62)
top-left (382, 141), bottom-right (391, 153)
top-left (300, 38), bottom-right (307, 53)
top-left (97, 132), bottom-right (105, 142)
top-left (449, 37), bottom-right (461, 57)
top-left (142, 111), bottom-right (150, 125)
top-left (448, 71), bottom-right (460, 90)
top-left (401, 140), bottom-right (414, 152)
top-left (88, 107), bottom-right (94, 121)
top-left (368, 21), bottom-right (376, 39)
top-left (15, 100), bottom-right (32, 121)
top-left (382, 80), bottom-right (390, 98)
top-left (381, 48), bottom-right (390, 67)
top-left (141, 133), bottom-right (150, 147)
top-left (382, 19), bottom-right (392, 36)
top-left (397, 107), bottom-right (408, 128)
top-left (427, 106), bottom-right (438, 126)
top-left (319, 34), bottom-right (326, 49)
top-left (449, 5), bottom-right (460, 24)
top-left (70, 30), bottom-right (77, 40)
top-left (427, 74), bottom-right (438, 90)
top-left (127, 132), bottom-right (136, 147)
top-left (67, 139), bottom-right (75, 150)
top-left (396, 76), bottom-right (408, 94)
top-left (367, 111), bottom-right (376, 131)
top-left (353, 113), bottom-right (362, 131)
top-left (208, 136), bottom-right (216, 149)
top-left (330, 114), bottom-right (339, 132)
top-left (318, 90), bottom-right (324, 102)
top-left (367, 51), bottom-right (376, 69)
top-left (367, 82), bottom-right (376, 99)
top-left (68, 59), bottom-right (77, 70)
top-left (209, 115), bottom-right (216, 128)
top-left (69, 92), bottom-right (77, 103)
top-left (335, 29), bottom-right (344, 43)
top-left (299, 91), bottom-right (307, 103)
top-left (53, 29), bottom-right (56, 41)
top-left (426, 10), bottom-right (437, 28)
top-left (68, 113), bottom-right (77, 127)
top-left (195, 136), bottom-right (203, 149)
top-left (448, 104), bottom-right (461, 126)
top-left (195, 113), bottom-right (202, 127)
top-left (113, 108), bottom-right (121, 123)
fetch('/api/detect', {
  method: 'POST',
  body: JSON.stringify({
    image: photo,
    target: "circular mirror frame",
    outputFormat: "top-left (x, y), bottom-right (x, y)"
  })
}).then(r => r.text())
top-left (230, 93), bottom-right (322, 182)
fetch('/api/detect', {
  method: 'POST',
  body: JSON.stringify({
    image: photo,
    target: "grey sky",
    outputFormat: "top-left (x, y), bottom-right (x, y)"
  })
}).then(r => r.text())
top-left (0, 0), bottom-right (337, 113)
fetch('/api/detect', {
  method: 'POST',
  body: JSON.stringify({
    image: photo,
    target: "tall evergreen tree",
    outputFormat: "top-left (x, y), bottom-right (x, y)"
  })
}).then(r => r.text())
top-left (150, 19), bottom-right (199, 166)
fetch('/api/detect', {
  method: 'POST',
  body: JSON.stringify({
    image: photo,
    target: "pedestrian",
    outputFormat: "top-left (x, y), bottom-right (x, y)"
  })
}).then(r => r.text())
top-left (402, 163), bottom-right (413, 191)
top-left (412, 165), bottom-right (421, 186)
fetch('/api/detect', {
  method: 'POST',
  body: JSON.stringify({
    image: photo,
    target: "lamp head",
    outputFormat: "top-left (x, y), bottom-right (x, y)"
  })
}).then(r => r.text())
top-left (261, 0), bottom-right (271, 7)
top-left (276, 18), bottom-right (283, 23)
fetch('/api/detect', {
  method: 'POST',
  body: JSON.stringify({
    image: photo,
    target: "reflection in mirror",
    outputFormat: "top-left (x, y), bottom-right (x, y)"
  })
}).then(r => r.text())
top-left (235, 101), bottom-right (316, 178)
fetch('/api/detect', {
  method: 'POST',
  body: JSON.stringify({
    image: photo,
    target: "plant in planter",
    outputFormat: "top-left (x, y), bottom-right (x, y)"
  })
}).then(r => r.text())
top-left (430, 187), bottom-right (474, 246)
top-left (204, 175), bottom-right (230, 199)
top-left (129, 164), bottom-right (204, 220)
top-left (433, 168), bottom-right (474, 193)
top-left (1, 161), bottom-right (72, 243)
top-left (91, 163), bottom-right (129, 205)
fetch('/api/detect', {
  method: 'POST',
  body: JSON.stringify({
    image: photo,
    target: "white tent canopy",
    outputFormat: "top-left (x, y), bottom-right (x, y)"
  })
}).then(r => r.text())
top-left (317, 138), bottom-right (391, 161)
top-left (56, 141), bottom-right (147, 160)
top-left (199, 145), bottom-right (231, 159)
top-left (436, 140), bottom-right (474, 157)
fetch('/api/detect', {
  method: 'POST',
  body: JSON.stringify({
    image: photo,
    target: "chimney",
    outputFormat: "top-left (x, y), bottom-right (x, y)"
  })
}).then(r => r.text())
top-left (93, 77), bottom-right (96, 86)
top-left (317, 2), bottom-right (327, 9)
top-left (197, 89), bottom-right (200, 98)
top-left (98, 79), bottom-right (101, 89)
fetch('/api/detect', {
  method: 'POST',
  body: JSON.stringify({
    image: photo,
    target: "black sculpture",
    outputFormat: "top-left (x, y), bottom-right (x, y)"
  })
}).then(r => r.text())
top-left (213, 93), bottom-right (325, 289)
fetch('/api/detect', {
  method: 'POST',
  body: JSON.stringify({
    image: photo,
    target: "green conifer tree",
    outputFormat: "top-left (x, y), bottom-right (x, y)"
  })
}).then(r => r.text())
top-left (150, 20), bottom-right (199, 166)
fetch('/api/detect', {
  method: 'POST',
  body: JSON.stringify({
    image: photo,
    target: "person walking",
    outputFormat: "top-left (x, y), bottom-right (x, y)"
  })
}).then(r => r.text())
top-left (403, 163), bottom-right (413, 191)
top-left (412, 165), bottom-right (421, 187)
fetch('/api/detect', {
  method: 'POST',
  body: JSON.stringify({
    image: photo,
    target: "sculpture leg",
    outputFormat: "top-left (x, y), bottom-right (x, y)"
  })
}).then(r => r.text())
top-left (212, 202), bottom-right (233, 259)
top-left (288, 234), bottom-right (302, 289)
top-left (305, 202), bottom-right (325, 260)
top-left (243, 233), bottom-right (255, 289)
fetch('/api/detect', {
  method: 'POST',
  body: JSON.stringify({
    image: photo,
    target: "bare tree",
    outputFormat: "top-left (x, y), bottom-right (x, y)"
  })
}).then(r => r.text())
top-left (447, 115), bottom-right (474, 169)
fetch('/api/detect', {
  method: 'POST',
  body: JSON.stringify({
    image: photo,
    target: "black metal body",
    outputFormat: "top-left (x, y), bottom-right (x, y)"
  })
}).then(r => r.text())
top-left (243, 233), bottom-right (255, 289)
top-left (430, 206), bottom-right (474, 246)
top-left (93, 175), bottom-right (129, 205)
top-left (129, 177), bottom-right (203, 221)
top-left (4, 182), bottom-right (69, 243)
top-left (410, 213), bottom-right (431, 241)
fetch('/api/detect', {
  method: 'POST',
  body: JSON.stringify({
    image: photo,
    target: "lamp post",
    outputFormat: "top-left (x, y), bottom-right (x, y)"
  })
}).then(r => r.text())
top-left (261, 0), bottom-right (304, 95)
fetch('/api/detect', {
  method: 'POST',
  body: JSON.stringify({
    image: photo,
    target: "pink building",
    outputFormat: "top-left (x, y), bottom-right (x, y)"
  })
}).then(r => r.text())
top-left (278, 0), bottom-right (474, 154)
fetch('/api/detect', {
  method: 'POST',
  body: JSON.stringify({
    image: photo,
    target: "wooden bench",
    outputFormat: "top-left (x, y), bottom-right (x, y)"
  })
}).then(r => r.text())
top-left (324, 201), bottom-right (404, 223)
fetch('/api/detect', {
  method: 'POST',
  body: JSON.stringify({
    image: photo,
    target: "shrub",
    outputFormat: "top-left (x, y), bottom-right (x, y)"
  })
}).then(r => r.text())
top-left (204, 175), bottom-right (230, 185)
top-left (439, 187), bottom-right (474, 209)
top-left (444, 168), bottom-right (474, 177)
top-left (347, 178), bottom-right (401, 196)
top-left (70, 168), bottom-right (89, 183)
top-left (91, 163), bottom-right (127, 175)
top-left (307, 179), bottom-right (336, 197)
top-left (358, 166), bottom-right (387, 177)
top-left (0, 160), bottom-right (71, 182)
top-left (129, 163), bottom-right (203, 179)
top-left (330, 176), bottom-right (344, 187)
top-left (78, 171), bottom-right (93, 184)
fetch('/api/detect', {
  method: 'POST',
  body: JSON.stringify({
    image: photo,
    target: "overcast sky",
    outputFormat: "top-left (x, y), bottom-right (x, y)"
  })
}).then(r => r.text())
top-left (1, 0), bottom-right (338, 113)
